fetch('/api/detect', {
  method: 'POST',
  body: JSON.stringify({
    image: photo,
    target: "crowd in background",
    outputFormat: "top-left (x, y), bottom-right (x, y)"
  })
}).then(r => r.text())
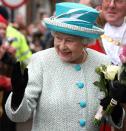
top-left (10, 10), bottom-right (53, 53)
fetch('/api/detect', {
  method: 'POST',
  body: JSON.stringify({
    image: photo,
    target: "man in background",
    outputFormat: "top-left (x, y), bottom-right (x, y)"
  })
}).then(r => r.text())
top-left (101, 0), bottom-right (126, 66)
top-left (101, 0), bottom-right (126, 130)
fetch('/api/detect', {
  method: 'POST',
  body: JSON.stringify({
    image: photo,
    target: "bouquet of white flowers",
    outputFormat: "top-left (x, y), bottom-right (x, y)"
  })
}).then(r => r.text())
top-left (93, 45), bottom-right (126, 126)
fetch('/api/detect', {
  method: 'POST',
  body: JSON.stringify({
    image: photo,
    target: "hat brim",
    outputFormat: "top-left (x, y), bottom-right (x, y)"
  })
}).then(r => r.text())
top-left (43, 18), bottom-right (104, 39)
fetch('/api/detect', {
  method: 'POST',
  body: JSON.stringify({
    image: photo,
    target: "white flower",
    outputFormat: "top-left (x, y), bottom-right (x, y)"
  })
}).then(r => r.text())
top-left (102, 65), bottom-right (120, 80)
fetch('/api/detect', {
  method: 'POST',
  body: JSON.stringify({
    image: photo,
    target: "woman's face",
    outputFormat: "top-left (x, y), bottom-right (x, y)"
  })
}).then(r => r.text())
top-left (102, 0), bottom-right (126, 26)
top-left (54, 32), bottom-right (85, 64)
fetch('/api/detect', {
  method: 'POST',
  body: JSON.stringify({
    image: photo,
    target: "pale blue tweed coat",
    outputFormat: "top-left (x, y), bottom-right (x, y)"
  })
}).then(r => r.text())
top-left (5, 48), bottom-right (111, 131)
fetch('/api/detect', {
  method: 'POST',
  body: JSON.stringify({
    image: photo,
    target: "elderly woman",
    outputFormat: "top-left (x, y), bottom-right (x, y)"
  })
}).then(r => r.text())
top-left (5, 2), bottom-right (125, 131)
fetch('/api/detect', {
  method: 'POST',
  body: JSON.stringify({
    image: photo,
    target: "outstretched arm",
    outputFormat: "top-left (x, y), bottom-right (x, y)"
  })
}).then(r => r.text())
top-left (11, 62), bottom-right (28, 110)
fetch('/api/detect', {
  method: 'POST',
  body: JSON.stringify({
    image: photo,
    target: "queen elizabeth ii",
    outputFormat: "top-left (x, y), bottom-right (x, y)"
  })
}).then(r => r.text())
top-left (5, 2), bottom-right (124, 131)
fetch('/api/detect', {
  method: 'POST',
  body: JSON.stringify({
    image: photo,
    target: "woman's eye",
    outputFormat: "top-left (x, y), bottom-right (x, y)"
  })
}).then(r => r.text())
top-left (56, 36), bottom-right (62, 40)
top-left (66, 39), bottom-right (73, 43)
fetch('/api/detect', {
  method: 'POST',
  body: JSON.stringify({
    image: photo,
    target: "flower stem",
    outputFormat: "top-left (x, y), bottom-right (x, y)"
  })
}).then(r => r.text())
top-left (93, 118), bottom-right (101, 126)
top-left (93, 105), bottom-right (104, 126)
top-left (105, 98), bottom-right (117, 115)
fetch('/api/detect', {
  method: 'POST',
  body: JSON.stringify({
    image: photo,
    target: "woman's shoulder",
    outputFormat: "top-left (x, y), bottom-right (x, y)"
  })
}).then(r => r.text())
top-left (32, 48), bottom-right (55, 58)
top-left (30, 48), bottom-right (59, 64)
top-left (87, 48), bottom-right (110, 64)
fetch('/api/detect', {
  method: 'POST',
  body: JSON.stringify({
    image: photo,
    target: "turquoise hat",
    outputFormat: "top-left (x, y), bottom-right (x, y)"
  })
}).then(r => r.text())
top-left (43, 2), bottom-right (104, 39)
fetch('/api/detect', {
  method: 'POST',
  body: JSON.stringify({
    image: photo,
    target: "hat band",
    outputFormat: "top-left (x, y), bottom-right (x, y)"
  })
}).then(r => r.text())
top-left (44, 18), bottom-right (104, 35)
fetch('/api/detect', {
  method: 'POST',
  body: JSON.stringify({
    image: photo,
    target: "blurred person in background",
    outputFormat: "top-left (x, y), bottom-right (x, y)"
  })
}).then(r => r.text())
top-left (27, 9), bottom-right (54, 52)
top-left (80, 0), bottom-right (93, 6)
top-left (101, 0), bottom-right (126, 66)
top-left (34, 9), bottom-right (53, 51)
top-left (0, 5), bottom-right (33, 131)
top-left (101, 0), bottom-right (126, 130)
top-left (13, 12), bottom-right (27, 37)
top-left (27, 24), bottom-right (36, 52)
top-left (27, 9), bottom-right (49, 53)
top-left (80, 0), bottom-right (106, 28)
top-left (79, 0), bottom-right (106, 54)
top-left (27, 22), bottom-right (46, 53)
top-left (32, 22), bottom-right (46, 51)
top-left (38, 9), bottom-right (54, 50)
top-left (0, 5), bottom-right (32, 70)
top-left (0, 14), bottom-right (16, 131)
top-left (5, 2), bottom-right (125, 131)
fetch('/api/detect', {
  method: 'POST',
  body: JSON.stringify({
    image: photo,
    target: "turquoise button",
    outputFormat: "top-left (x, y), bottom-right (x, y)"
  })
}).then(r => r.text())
top-left (79, 119), bottom-right (86, 127)
top-left (76, 82), bottom-right (84, 89)
top-left (80, 101), bottom-right (86, 108)
top-left (74, 64), bottom-right (81, 71)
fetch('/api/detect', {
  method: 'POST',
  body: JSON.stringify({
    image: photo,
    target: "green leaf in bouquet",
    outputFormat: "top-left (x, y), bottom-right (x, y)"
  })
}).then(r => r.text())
top-left (93, 73), bottom-right (109, 97)
top-left (119, 64), bottom-right (126, 85)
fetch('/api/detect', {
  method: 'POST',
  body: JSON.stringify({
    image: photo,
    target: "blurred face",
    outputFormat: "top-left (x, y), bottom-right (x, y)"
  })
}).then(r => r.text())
top-left (54, 32), bottom-right (85, 64)
top-left (0, 40), bottom-right (16, 60)
top-left (0, 23), bottom-right (7, 38)
top-left (102, 0), bottom-right (126, 26)
top-left (15, 14), bottom-right (25, 26)
top-left (80, 0), bottom-right (92, 6)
